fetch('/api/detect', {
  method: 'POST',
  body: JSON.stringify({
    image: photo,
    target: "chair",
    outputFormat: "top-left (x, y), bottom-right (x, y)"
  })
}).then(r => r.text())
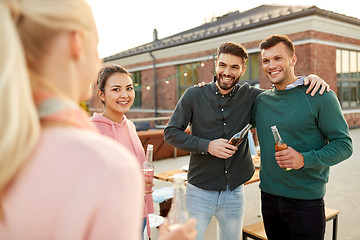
top-left (144, 214), bottom-right (165, 240)
top-left (242, 207), bottom-right (340, 240)
top-left (152, 187), bottom-right (174, 217)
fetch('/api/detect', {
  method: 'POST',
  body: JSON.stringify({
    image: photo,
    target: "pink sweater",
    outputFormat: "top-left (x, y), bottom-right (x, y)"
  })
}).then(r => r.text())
top-left (90, 113), bottom-right (154, 218)
top-left (0, 127), bottom-right (143, 240)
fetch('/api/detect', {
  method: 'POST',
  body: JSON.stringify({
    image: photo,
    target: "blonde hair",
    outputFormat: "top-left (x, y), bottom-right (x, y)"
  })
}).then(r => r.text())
top-left (0, 0), bottom-right (95, 211)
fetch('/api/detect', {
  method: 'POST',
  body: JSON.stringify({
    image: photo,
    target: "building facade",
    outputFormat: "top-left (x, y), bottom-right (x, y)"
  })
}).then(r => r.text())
top-left (92, 4), bottom-right (360, 129)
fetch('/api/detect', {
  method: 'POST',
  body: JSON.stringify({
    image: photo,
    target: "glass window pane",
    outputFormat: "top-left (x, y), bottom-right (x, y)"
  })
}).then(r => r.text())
top-left (179, 65), bottom-right (185, 86)
top-left (337, 81), bottom-right (342, 105)
top-left (251, 54), bottom-right (259, 82)
top-left (336, 49), bottom-right (341, 78)
top-left (180, 87), bottom-right (186, 97)
top-left (241, 65), bottom-right (249, 82)
top-left (342, 50), bottom-right (350, 78)
top-left (358, 82), bottom-right (360, 106)
top-left (350, 82), bottom-right (358, 107)
top-left (336, 49), bottom-right (360, 109)
top-left (184, 65), bottom-right (191, 86)
top-left (350, 51), bottom-right (357, 78)
top-left (358, 52), bottom-right (360, 76)
top-left (342, 81), bottom-right (350, 108)
top-left (178, 63), bottom-right (199, 99)
top-left (193, 66), bottom-right (199, 85)
top-left (131, 71), bottom-right (142, 108)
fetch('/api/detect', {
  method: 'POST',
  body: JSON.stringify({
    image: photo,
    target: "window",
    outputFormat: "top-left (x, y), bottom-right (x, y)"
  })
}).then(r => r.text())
top-left (240, 53), bottom-right (259, 85)
top-left (177, 63), bottom-right (199, 99)
top-left (131, 71), bottom-right (142, 108)
top-left (336, 49), bottom-right (360, 109)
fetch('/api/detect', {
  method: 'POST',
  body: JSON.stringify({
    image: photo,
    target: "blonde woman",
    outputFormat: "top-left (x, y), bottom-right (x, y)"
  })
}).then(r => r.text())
top-left (0, 0), bottom-right (196, 239)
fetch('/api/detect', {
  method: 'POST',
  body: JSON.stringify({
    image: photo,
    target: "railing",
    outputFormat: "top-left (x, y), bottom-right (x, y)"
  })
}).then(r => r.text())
top-left (130, 116), bottom-right (171, 122)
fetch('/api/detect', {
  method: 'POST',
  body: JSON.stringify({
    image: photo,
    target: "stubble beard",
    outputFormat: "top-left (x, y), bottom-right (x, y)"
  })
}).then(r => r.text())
top-left (217, 74), bottom-right (241, 91)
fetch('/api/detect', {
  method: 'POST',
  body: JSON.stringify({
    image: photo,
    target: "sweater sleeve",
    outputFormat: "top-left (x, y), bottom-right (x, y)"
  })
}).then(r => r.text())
top-left (302, 91), bottom-right (353, 169)
top-left (164, 88), bottom-right (210, 154)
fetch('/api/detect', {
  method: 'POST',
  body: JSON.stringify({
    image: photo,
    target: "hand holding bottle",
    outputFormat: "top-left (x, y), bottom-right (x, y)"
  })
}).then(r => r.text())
top-left (143, 144), bottom-right (154, 194)
top-left (227, 123), bottom-right (252, 147)
top-left (158, 218), bottom-right (197, 240)
top-left (208, 139), bottom-right (237, 159)
top-left (144, 178), bottom-right (155, 195)
top-left (208, 123), bottom-right (252, 159)
top-left (271, 126), bottom-right (304, 170)
top-left (161, 177), bottom-right (197, 240)
top-left (274, 146), bottom-right (305, 170)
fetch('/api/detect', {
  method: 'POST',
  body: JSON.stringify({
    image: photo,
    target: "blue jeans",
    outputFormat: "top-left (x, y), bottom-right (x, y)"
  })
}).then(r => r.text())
top-left (261, 191), bottom-right (325, 240)
top-left (185, 183), bottom-right (245, 240)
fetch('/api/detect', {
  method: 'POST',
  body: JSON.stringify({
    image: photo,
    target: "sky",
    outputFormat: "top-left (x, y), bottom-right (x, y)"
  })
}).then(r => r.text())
top-left (87, 0), bottom-right (360, 58)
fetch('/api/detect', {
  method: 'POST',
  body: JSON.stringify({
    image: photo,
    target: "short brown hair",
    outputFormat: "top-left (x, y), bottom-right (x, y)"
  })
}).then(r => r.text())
top-left (259, 34), bottom-right (295, 56)
top-left (217, 42), bottom-right (248, 64)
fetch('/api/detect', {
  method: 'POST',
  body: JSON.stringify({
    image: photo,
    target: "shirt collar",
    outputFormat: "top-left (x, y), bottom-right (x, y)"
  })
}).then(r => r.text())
top-left (271, 76), bottom-right (306, 90)
top-left (285, 76), bottom-right (306, 90)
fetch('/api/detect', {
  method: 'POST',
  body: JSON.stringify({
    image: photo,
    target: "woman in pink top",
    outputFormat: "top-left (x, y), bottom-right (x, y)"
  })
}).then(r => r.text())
top-left (0, 0), bottom-right (196, 239)
top-left (90, 65), bottom-right (155, 239)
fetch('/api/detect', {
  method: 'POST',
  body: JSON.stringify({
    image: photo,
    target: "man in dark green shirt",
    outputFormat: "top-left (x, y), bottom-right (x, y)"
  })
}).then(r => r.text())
top-left (252, 34), bottom-right (353, 240)
top-left (164, 42), bottom-right (329, 240)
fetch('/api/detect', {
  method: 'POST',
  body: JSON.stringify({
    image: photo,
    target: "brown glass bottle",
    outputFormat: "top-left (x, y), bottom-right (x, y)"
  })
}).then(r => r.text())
top-left (227, 123), bottom-right (252, 147)
top-left (271, 125), bottom-right (291, 171)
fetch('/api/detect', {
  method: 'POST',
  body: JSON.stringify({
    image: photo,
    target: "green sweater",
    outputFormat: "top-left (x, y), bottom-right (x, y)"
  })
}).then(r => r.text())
top-left (252, 85), bottom-right (352, 200)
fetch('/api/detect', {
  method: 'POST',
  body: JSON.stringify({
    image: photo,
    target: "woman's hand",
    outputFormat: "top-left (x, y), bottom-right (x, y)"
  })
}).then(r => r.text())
top-left (144, 177), bottom-right (154, 195)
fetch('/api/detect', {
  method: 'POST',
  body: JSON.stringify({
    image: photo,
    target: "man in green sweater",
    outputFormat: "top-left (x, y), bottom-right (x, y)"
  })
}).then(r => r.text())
top-left (252, 34), bottom-right (353, 240)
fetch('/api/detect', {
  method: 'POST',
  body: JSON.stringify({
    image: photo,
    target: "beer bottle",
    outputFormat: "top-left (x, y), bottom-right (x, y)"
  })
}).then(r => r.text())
top-left (227, 123), bottom-right (252, 147)
top-left (271, 125), bottom-right (291, 171)
top-left (167, 177), bottom-right (190, 230)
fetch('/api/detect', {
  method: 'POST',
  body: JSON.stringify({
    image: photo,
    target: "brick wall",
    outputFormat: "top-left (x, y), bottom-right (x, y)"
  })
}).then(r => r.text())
top-left (344, 112), bottom-right (360, 128)
top-left (94, 30), bottom-right (360, 128)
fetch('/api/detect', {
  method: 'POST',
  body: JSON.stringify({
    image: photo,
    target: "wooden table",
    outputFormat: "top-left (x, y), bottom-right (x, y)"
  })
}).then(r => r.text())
top-left (154, 167), bottom-right (260, 185)
top-left (153, 165), bottom-right (260, 217)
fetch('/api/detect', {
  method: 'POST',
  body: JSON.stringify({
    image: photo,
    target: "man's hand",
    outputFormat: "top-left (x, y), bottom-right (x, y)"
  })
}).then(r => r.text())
top-left (275, 146), bottom-right (304, 170)
top-left (208, 139), bottom-right (237, 159)
top-left (304, 74), bottom-right (330, 96)
top-left (194, 81), bottom-right (206, 87)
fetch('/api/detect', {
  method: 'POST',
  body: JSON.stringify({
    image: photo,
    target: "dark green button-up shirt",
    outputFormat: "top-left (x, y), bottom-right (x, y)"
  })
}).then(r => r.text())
top-left (164, 77), bottom-right (263, 191)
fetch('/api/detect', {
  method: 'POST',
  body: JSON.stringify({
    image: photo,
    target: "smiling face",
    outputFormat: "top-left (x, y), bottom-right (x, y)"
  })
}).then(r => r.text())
top-left (261, 42), bottom-right (297, 90)
top-left (99, 72), bottom-right (135, 123)
top-left (215, 53), bottom-right (246, 94)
